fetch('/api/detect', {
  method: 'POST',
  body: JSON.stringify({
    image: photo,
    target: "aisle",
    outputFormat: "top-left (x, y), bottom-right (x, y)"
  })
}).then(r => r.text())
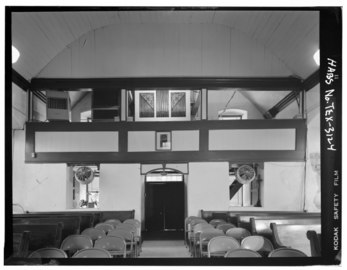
top-left (139, 240), bottom-right (191, 258)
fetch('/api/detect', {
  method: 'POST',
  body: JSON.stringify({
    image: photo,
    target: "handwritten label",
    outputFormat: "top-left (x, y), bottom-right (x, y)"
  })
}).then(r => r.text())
top-left (324, 58), bottom-right (338, 151)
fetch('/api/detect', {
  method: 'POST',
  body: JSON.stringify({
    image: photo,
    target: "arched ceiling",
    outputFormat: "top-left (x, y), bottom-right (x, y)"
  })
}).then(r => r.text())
top-left (11, 10), bottom-right (319, 117)
top-left (12, 10), bottom-right (319, 81)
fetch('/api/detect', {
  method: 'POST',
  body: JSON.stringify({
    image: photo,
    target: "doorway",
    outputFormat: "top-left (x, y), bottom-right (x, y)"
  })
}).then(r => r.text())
top-left (144, 170), bottom-right (185, 237)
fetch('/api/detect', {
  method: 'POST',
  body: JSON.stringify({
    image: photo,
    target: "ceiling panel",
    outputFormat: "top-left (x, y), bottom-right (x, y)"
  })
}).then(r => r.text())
top-left (11, 10), bottom-right (319, 81)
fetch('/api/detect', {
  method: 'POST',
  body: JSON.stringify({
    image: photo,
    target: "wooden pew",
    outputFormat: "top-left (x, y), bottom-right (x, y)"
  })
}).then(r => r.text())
top-left (307, 230), bottom-right (321, 257)
top-left (250, 214), bottom-right (320, 238)
top-left (200, 210), bottom-right (238, 225)
top-left (235, 211), bottom-right (316, 231)
top-left (13, 223), bottom-right (63, 253)
top-left (13, 215), bottom-right (81, 241)
top-left (25, 212), bottom-right (95, 231)
top-left (12, 231), bottom-right (30, 257)
top-left (271, 223), bottom-right (321, 256)
top-left (99, 210), bottom-right (135, 222)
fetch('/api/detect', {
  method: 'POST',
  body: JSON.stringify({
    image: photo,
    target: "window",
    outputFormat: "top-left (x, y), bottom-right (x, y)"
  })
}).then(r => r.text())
top-left (128, 89), bottom-right (201, 122)
top-left (229, 163), bottom-right (263, 207)
top-left (146, 170), bottom-right (183, 182)
top-left (70, 164), bottom-right (100, 209)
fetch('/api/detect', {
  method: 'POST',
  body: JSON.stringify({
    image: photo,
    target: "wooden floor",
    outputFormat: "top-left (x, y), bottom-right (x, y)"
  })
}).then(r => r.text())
top-left (139, 240), bottom-right (190, 258)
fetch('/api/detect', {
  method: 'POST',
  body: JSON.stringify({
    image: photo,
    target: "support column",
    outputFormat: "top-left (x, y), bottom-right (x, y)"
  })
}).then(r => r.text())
top-left (201, 88), bottom-right (207, 120)
top-left (121, 89), bottom-right (126, 121)
top-left (27, 89), bottom-right (32, 122)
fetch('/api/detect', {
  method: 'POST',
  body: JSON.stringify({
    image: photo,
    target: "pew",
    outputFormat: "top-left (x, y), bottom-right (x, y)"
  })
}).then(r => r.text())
top-left (24, 212), bottom-right (95, 231)
top-left (250, 214), bottom-right (320, 238)
top-left (99, 210), bottom-right (135, 222)
top-left (13, 223), bottom-right (63, 253)
top-left (307, 230), bottom-right (321, 257)
top-left (12, 231), bottom-right (30, 257)
top-left (200, 210), bottom-right (238, 224)
top-left (25, 210), bottom-right (135, 225)
top-left (235, 211), bottom-right (316, 232)
top-left (271, 223), bottom-right (321, 256)
top-left (13, 215), bottom-right (81, 241)
top-left (201, 210), bottom-right (315, 231)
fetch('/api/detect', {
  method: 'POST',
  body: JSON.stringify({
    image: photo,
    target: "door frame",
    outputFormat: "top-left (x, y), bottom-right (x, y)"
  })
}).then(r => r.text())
top-left (144, 168), bottom-right (186, 232)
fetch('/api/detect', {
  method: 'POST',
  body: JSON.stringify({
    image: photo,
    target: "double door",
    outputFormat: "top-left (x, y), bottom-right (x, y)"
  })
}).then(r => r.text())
top-left (145, 181), bottom-right (184, 232)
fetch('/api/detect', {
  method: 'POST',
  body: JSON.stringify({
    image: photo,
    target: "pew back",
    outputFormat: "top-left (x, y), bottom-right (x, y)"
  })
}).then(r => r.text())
top-left (271, 223), bottom-right (321, 256)
top-left (99, 210), bottom-right (135, 222)
top-left (12, 231), bottom-right (30, 257)
top-left (13, 223), bottom-right (63, 253)
top-left (200, 210), bottom-right (237, 224)
top-left (236, 212), bottom-right (318, 231)
top-left (251, 215), bottom-right (321, 238)
top-left (22, 212), bottom-right (95, 231)
top-left (13, 215), bottom-right (81, 241)
top-left (307, 230), bottom-right (321, 257)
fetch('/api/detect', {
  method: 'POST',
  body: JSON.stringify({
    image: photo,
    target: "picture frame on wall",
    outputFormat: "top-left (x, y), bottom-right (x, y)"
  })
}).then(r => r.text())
top-left (156, 131), bottom-right (172, 151)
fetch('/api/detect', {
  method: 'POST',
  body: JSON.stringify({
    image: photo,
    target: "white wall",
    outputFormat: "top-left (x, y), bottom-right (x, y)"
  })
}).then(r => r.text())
top-left (304, 85), bottom-right (321, 212)
top-left (209, 129), bottom-right (296, 150)
top-left (128, 131), bottom-right (156, 152)
top-left (172, 130), bottom-right (199, 151)
top-left (208, 90), bottom-right (264, 120)
top-left (71, 92), bottom-right (92, 122)
top-left (13, 130), bottom-right (67, 211)
top-left (187, 162), bottom-right (230, 217)
top-left (35, 131), bottom-right (119, 152)
top-left (276, 85), bottom-right (321, 213)
top-left (12, 130), bottom-right (309, 214)
top-left (99, 164), bottom-right (142, 221)
top-left (38, 24), bottom-right (291, 78)
top-left (263, 162), bottom-right (305, 211)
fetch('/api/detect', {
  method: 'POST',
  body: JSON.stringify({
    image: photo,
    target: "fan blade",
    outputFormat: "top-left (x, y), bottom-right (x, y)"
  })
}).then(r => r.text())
top-left (229, 180), bottom-right (243, 200)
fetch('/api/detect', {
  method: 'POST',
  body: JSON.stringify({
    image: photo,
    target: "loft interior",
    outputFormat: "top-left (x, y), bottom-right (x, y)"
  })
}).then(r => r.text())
top-left (10, 8), bottom-right (322, 262)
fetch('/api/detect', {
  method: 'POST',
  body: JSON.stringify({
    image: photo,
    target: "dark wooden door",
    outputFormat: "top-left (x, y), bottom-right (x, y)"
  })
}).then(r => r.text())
top-left (145, 181), bottom-right (184, 232)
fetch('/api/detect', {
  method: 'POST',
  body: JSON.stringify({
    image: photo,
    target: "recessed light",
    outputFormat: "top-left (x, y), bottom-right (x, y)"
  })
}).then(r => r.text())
top-left (313, 49), bottom-right (320, 66)
top-left (12, 46), bottom-right (20, 64)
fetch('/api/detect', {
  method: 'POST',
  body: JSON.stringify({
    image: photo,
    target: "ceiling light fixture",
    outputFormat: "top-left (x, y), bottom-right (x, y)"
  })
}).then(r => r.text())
top-left (313, 49), bottom-right (320, 66)
top-left (12, 46), bottom-right (20, 64)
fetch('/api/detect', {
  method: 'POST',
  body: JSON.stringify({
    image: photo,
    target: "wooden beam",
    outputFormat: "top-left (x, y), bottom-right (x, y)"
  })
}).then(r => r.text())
top-left (31, 77), bottom-right (303, 91)
top-left (12, 69), bottom-right (30, 91)
top-left (263, 92), bottom-right (300, 119)
top-left (12, 69), bottom-right (47, 103)
top-left (303, 69), bottom-right (320, 91)
top-left (263, 70), bottom-right (319, 119)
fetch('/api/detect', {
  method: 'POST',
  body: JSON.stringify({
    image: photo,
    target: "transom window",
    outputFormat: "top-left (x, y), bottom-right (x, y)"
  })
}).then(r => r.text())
top-left (146, 170), bottom-right (183, 182)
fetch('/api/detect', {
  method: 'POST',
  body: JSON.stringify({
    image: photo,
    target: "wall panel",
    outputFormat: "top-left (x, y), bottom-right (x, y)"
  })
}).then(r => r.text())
top-left (209, 129), bottom-right (296, 150)
top-left (35, 131), bottom-right (118, 152)
top-left (128, 131), bottom-right (155, 152)
top-left (172, 130), bottom-right (199, 151)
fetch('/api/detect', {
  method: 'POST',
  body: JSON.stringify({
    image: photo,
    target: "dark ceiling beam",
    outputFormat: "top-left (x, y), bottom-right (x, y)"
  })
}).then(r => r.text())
top-left (263, 91), bottom-right (299, 119)
top-left (263, 70), bottom-right (319, 119)
top-left (302, 69), bottom-right (320, 91)
top-left (30, 76), bottom-right (303, 91)
top-left (12, 69), bottom-right (46, 103)
top-left (12, 69), bottom-right (30, 91)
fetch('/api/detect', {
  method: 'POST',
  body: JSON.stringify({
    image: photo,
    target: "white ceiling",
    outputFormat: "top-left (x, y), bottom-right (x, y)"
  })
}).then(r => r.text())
top-left (11, 9), bottom-right (319, 114)
top-left (12, 10), bottom-right (319, 81)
